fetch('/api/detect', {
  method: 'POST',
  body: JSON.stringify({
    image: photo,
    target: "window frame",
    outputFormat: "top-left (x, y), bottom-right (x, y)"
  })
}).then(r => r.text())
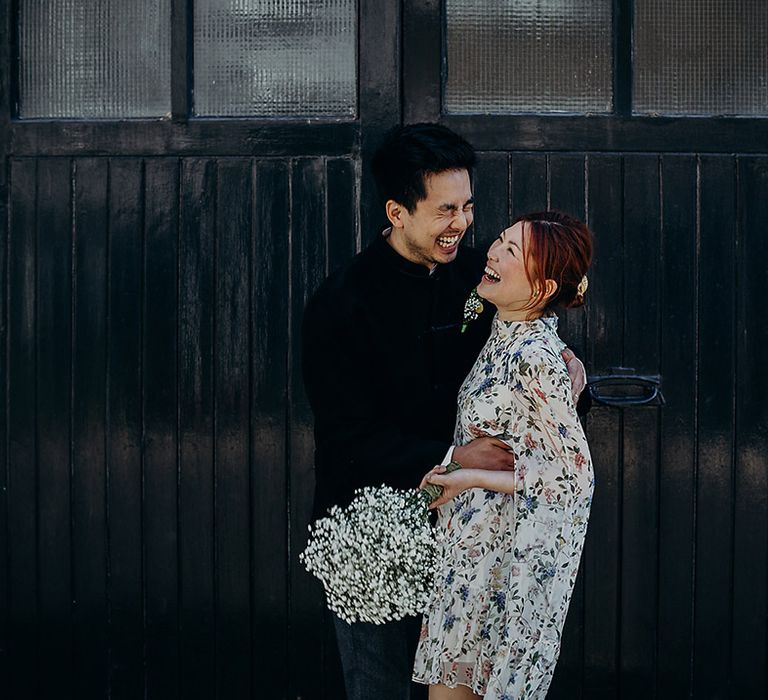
top-left (2, 0), bottom-right (389, 158)
top-left (403, 0), bottom-right (768, 153)
top-left (4, 0), bottom-right (767, 157)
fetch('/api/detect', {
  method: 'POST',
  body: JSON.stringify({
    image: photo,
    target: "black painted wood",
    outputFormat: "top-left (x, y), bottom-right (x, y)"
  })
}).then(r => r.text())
top-left (732, 157), bottom-right (768, 698)
top-left (178, 158), bottom-right (216, 700)
top-left (620, 155), bottom-right (661, 699)
top-left (327, 158), bottom-right (360, 270)
top-left (442, 114), bottom-right (768, 154)
top-left (142, 157), bottom-right (181, 700)
top-left (403, 0), bottom-right (441, 124)
top-left (7, 158), bottom-right (38, 699)
top-left (613, 0), bottom-right (633, 116)
top-left (8, 121), bottom-right (359, 158)
top-left (657, 156), bottom-right (698, 699)
top-left (71, 157), bottom-right (109, 699)
top-left (36, 158), bottom-right (74, 700)
top-left (359, 0), bottom-right (401, 243)
top-left (170, 0), bottom-right (191, 121)
top-left (251, 159), bottom-right (290, 697)
top-left (693, 156), bottom-right (737, 700)
top-left (288, 158), bottom-right (327, 700)
top-left (582, 155), bottom-right (623, 700)
top-left (509, 153), bottom-right (547, 216)
top-left (106, 157), bottom-right (144, 700)
top-left (321, 157), bottom-right (360, 698)
top-left (214, 158), bottom-right (252, 699)
top-left (470, 152), bottom-right (509, 251)
top-left (0, 148), bottom-right (8, 692)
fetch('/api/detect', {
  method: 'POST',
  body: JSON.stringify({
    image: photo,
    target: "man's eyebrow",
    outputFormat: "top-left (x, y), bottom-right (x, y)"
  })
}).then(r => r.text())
top-left (438, 197), bottom-right (475, 210)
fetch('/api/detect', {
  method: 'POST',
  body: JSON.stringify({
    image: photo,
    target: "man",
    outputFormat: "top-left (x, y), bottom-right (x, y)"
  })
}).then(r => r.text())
top-left (302, 124), bottom-right (587, 700)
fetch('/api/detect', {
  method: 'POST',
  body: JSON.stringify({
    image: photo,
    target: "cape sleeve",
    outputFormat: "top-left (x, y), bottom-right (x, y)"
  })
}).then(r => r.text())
top-left (491, 344), bottom-right (592, 694)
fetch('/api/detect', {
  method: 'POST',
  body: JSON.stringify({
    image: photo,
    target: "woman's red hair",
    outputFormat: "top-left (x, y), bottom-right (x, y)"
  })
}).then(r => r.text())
top-left (515, 210), bottom-right (593, 312)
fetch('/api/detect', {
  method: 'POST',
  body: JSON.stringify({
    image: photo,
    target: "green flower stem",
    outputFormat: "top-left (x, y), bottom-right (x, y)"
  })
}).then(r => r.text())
top-left (419, 461), bottom-right (462, 505)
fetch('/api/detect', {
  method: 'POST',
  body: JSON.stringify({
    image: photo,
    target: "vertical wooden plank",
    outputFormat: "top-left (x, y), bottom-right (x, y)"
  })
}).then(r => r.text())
top-left (547, 153), bottom-right (587, 699)
top-left (471, 152), bottom-right (509, 252)
top-left (732, 156), bottom-right (768, 697)
top-left (7, 159), bottom-right (39, 698)
top-left (288, 158), bottom-right (327, 700)
top-left (36, 158), bottom-right (73, 699)
top-left (143, 157), bottom-right (180, 700)
top-left (251, 159), bottom-right (289, 699)
top-left (213, 159), bottom-right (251, 700)
top-left (657, 155), bottom-right (697, 699)
top-left (0, 155), bottom-right (7, 690)
top-left (620, 155), bottom-right (661, 698)
top-left (582, 154), bottom-right (622, 700)
top-left (326, 158), bottom-right (359, 271)
top-left (178, 158), bottom-right (216, 700)
top-left (170, 0), bottom-right (190, 121)
top-left (402, 0), bottom-right (440, 124)
top-left (549, 155), bottom-right (586, 217)
top-left (321, 157), bottom-right (360, 698)
top-left (691, 156), bottom-right (736, 699)
top-left (359, 0), bottom-right (400, 244)
top-left (71, 157), bottom-right (109, 697)
top-left (107, 158), bottom-right (144, 700)
top-left (509, 153), bottom-right (548, 217)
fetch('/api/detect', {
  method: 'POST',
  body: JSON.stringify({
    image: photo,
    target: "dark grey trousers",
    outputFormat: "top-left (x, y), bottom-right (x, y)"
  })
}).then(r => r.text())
top-left (332, 614), bottom-right (429, 700)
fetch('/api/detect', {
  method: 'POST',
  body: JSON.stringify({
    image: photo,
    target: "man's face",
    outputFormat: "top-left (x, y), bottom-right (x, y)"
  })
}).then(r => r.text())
top-left (393, 169), bottom-right (474, 267)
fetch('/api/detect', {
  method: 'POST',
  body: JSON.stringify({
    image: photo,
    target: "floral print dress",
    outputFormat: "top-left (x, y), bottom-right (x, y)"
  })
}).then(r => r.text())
top-left (413, 314), bottom-right (593, 699)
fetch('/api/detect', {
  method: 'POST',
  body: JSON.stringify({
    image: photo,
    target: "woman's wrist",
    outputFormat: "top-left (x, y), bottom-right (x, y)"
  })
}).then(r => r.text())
top-left (474, 468), bottom-right (517, 495)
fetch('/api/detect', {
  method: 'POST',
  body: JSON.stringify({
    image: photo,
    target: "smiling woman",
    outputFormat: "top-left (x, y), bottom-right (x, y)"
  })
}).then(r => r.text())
top-left (412, 209), bottom-right (595, 699)
top-left (479, 211), bottom-right (593, 322)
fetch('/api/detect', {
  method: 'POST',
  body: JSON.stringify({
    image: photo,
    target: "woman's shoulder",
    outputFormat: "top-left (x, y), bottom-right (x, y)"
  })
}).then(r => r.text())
top-left (514, 321), bottom-right (567, 366)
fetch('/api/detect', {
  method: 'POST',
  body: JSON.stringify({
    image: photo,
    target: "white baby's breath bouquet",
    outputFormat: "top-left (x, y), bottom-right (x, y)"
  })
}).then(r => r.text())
top-left (300, 462), bottom-right (461, 624)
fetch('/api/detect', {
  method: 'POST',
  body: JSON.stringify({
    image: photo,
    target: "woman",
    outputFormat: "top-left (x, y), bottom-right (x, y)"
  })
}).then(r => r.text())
top-left (412, 211), bottom-right (594, 700)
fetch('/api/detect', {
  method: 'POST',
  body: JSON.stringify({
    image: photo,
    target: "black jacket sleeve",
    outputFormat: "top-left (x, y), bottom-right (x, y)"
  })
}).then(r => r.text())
top-left (302, 293), bottom-right (450, 495)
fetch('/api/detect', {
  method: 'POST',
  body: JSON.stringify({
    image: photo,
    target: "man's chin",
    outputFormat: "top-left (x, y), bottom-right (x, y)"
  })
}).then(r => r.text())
top-left (434, 246), bottom-right (461, 263)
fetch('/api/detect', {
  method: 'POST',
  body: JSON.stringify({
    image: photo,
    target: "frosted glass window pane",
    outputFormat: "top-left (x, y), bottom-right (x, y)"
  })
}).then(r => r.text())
top-left (445, 0), bottom-right (613, 114)
top-left (19, 0), bottom-right (171, 118)
top-left (194, 0), bottom-right (357, 117)
top-left (634, 0), bottom-right (768, 115)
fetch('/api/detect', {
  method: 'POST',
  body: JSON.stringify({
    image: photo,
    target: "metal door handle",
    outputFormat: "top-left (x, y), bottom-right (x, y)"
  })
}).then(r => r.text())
top-left (587, 371), bottom-right (665, 407)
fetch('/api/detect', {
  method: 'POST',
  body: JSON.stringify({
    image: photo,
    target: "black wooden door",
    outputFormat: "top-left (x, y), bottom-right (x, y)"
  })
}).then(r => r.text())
top-left (0, 2), bottom-right (399, 699)
top-left (400, 2), bottom-right (768, 699)
top-left (2, 2), bottom-right (767, 700)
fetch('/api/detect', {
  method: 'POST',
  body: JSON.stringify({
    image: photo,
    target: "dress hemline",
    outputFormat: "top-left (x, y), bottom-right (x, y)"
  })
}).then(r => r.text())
top-left (412, 673), bottom-right (484, 695)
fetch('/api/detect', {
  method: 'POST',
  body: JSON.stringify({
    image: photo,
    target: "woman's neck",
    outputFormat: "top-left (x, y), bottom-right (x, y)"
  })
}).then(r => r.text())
top-left (497, 307), bottom-right (543, 322)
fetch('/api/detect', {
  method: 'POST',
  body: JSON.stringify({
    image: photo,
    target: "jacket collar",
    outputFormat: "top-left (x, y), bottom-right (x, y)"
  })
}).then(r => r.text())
top-left (371, 227), bottom-right (441, 279)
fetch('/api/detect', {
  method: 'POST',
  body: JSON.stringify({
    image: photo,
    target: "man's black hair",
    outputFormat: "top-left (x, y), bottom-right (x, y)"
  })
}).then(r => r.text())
top-left (370, 123), bottom-right (476, 213)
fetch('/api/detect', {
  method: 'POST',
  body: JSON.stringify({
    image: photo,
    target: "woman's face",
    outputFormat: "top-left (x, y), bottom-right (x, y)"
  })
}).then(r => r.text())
top-left (477, 222), bottom-right (539, 315)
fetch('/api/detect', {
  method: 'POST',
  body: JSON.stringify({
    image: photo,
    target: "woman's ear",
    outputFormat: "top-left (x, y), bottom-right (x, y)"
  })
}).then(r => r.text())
top-left (543, 279), bottom-right (558, 302)
top-left (385, 199), bottom-right (405, 228)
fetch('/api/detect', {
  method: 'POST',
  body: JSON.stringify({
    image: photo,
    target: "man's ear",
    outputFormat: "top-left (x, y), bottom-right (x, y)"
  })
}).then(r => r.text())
top-left (385, 199), bottom-right (406, 228)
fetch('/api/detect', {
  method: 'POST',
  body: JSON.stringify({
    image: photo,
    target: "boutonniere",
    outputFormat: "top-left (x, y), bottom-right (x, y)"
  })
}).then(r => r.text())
top-left (461, 288), bottom-right (484, 333)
